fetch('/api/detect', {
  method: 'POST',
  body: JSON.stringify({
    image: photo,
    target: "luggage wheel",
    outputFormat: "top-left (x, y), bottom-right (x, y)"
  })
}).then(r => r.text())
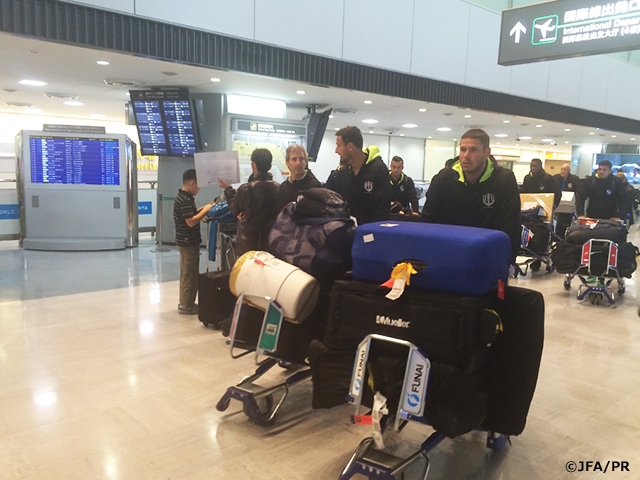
top-left (243, 393), bottom-right (275, 425)
top-left (563, 276), bottom-right (571, 290)
top-left (545, 263), bottom-right (554, 274)
top-left (486, 432), bottom-right (511, 451)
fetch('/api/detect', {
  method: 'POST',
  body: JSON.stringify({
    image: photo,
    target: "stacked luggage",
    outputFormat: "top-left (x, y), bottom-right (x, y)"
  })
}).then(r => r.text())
top-left (517, 199), bottom-right (556, 276)
top-left (552, 218), bottom-right (637, 304)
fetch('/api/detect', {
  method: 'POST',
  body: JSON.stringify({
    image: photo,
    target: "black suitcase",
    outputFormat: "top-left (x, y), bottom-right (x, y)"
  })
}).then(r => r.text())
top-left (197, 271), bottom-right (236, 328)
top-left (324, 280), bottom-right (501, 373)
top-left (565, 219), bottom-right (627, 245)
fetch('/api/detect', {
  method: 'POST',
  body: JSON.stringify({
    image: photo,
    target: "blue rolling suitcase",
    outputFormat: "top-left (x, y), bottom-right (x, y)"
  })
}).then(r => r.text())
top-left (351, 221), bottom-right (511, 296)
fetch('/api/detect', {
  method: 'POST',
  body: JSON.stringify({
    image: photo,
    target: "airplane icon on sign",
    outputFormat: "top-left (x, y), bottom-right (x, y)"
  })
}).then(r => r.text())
top-left (535, 18), bottom-right (555, 38)
top-left (532, 15), bottom-right (558, 44)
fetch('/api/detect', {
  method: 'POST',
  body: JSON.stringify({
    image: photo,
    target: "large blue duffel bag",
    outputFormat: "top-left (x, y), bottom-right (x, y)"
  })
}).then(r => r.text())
top-left (351, 221), bottom-right (511, 296)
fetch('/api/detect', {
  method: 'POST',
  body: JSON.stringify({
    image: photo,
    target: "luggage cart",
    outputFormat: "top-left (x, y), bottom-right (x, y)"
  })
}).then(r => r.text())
top-left (339, 334), bottom-right (509, 480)
top-left (563, 238), bottom-right (625, 305)
top-left (515, 222), bottom-right (557, 276)
top-left (215, 293), bottom-right (312, 427)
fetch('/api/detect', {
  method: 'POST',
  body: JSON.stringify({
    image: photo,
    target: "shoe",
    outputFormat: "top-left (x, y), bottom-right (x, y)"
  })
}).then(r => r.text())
top-left (178, 304), bottom-right (199, 315)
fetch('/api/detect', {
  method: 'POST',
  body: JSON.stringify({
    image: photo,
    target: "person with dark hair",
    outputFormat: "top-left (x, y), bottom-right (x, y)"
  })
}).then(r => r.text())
top-left (219, 148), bottom-right (280, 254)
top-left (422, 128), bottom-right (521, 261)
top-left (422, 129), bottom-right (543, 437)
top-left (324, 125), bottom-right (390, 225)
top-left (389, 156), bottom-right (419, 214)
top-left (521, 158), bottom-right (561, 207)
top-left (278, 144), bottom-right (321, 208)
top-left (577, 160), bottom-right (627, 219)
top-left (173, 169), bottom-right (214, 315)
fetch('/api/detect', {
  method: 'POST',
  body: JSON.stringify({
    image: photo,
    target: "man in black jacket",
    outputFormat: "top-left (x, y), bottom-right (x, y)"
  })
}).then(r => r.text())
top-left (553, 164), bottom-right (581, 237)
top-left (577, 160), bottom-right (626, 219)
top-left (278, 144), bottom-right (321, 208)
top-left (521, 158), bottom-right (561, 207)
top-left (219, 148), bottom-right (280, 254)
top-left (422, 129), bottom-right (543, 436)
top-left (325, 126), bottom-right (390, 225)
top-left (422, 130), bottom-right (521, 262)
top-left (389, 156), bottom-right (419, 214)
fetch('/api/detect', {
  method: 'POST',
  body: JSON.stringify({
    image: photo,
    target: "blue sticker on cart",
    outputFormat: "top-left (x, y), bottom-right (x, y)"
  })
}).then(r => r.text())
top-left (401, 349), bottom-right (430, 416)
top-left (0, 204), bottom-right (19, 220)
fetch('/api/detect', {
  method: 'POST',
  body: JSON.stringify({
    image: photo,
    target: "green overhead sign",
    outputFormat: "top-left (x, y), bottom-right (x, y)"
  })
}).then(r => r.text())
top-left (499, 0), bottom-right (640, 66)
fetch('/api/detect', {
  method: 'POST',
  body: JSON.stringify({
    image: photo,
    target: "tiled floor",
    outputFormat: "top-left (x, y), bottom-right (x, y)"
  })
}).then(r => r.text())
top-left (1, 233), bottom-right (640, 479)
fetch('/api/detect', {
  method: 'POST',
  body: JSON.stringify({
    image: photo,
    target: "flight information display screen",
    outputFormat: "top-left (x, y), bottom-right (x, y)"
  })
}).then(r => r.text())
top-left (29, 136), bottom-right (120, 186)
top-left (130, 88), bottom-right (197, 156)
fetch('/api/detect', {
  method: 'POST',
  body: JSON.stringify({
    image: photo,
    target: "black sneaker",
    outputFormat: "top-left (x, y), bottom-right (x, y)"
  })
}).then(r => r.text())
top-left (178, 304), bottom-right (199, 315)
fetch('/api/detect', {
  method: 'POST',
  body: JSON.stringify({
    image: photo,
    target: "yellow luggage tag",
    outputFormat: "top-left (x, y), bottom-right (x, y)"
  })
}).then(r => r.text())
top-left (381, 262), bottom-right (418, 300)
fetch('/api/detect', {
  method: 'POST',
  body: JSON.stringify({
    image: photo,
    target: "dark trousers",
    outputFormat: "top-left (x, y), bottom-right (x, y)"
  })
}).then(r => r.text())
top-left (483, 286), bottom-right (545, 435)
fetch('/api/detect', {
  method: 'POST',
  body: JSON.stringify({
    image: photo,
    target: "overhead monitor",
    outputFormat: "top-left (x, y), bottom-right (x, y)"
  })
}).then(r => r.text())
top-left (304, 108), bottom-right (332, 162)
top-left (130, 87), bottom-right (199, 156)
top-left (29, 135), bottom-right (120, 186)
top-left (498, 0), bottom-right (640, 66)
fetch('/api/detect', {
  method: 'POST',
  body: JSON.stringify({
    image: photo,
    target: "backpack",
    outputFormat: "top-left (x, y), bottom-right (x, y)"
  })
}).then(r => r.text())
top-left (268, 188), bottom-right (355, 286)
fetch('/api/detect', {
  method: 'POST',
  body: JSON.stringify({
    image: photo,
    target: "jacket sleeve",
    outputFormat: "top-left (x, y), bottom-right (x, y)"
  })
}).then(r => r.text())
top-left (520, 174), bottom-right (532, 193)
top-left (422, 174), bottom-right (443, 222)
top-left (324, 170), bottom-right (336, 191)
top-left (406, 177), bottom-right (419, 212)
top-left (497, 170), bottom-right (522, 263)
top-left (228, 184), bottom-right (247, 217)
top-left (548, 174), bottom-right (562, 208)
top-left (615, 178), bottom-right (628, 219)
top-left (576, 177), bottom-right (590, 216)
top-left (373, 165), bottom-right (391, 221)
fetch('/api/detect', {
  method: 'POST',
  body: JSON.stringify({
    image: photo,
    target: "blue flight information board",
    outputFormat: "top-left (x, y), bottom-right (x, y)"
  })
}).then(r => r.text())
top-left (130, 88), bottom-right (197, 156)
top-left (29, 136), bottom-right (120, 186)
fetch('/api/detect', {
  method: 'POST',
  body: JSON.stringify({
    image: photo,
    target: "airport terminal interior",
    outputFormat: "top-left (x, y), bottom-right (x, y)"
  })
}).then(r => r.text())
top-left (3, 0), bottom-right (640, 478)
top-left (1, 230), bottom-right (640, 479)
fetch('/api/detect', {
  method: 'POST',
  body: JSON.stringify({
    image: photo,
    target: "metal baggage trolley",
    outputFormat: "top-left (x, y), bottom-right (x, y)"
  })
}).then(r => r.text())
top-left (563, 238), bottom-right (625, 305)
top-left (339, 334), bottom-right (509, 480)
top-left (215, 293), bottom-right (312, 427)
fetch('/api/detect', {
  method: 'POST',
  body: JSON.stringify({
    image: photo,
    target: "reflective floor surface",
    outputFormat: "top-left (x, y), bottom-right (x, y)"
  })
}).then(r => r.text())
top-left (1, 232), bottom-right (640, 479)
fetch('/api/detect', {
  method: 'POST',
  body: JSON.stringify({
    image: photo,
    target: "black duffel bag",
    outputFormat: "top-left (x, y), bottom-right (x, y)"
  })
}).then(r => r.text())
top-left (551, 241), bottom-right (638, 277)
top-left (565, 219), bottom-right (627, 245)
top-left (521, 218), bottom-right (551, 255)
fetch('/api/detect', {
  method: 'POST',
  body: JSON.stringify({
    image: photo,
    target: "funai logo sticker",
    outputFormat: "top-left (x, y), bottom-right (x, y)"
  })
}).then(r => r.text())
top-left (354, 378), bottom-right (361, 392)
top-left (402, 350), bottom-right (430, 416)
top-left (407, 393), bottom-right (420, 408)
top-left (351, 344), bottom-right (368, 397)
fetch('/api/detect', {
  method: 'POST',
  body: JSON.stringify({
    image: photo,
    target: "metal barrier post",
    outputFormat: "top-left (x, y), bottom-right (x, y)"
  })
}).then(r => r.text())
top-left (151, 193), bottom-right (170, 252)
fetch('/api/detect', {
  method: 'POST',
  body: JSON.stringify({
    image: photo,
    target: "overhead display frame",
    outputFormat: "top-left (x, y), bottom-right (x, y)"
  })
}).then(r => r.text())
top-left (498, 0), bottom-right (640, 66)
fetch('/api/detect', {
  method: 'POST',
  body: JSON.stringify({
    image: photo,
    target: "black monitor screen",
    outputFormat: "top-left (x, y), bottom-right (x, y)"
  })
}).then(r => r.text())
top-left (29, 136), bottom-right (120, 186)
top-left (130, 88), bottom-right (197, 156)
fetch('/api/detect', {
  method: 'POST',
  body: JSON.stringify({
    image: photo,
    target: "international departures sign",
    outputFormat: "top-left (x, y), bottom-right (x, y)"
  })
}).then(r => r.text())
top-left (498, 0), bottom-right (640, 66)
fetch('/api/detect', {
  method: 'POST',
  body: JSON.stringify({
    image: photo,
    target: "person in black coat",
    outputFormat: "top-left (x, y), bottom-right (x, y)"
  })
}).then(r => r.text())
top-left (389, 155), bottom-right (419, 214)
top-left (577, 160), bottom-right (627, 220)
top-left (278, 144), bottom-right (321, 208)
top-left (553, 164), bottom-right (582, 238)
top-left (615, 172), bottom-right (637, 225)
top-left (521, 158), bottom-right (561, 208)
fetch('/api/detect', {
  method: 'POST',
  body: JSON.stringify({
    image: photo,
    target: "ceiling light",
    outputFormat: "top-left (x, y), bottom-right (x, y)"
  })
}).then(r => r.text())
top-left (362, 119), bottom-right (379, 124)
top-left (611, 135), bottom-right (617, 138)
top-left (631, 137), bottom-right (637, 140)
top-left (64, 101), bottom-right (84, 106)
top-left (400, 134), bottom-right (405, 137)
top-left (541, 138), bottom-right (554, 142)
top-left (495, 134), bottom-right (508, 138)
top-left (402, 124), bottom-right (418, 128)
top-left (5, 101), bottom-right (33, 108)
top-left (296, 90), bottom-right (306, 95)
top-left (19, 79), bottom-right (47, 87)
top-left (536, 124), bottom-right (543, 128)
top-left (364, 100), bottom-right (373, 104)
top-left (96, 60), bottom-right (110, 66)
top-left (329, 115), bottom-right (334, 119)
top-left (589, 132), bottom-right (595, 135)
top-left (211, 77), bottom-right (221, 82)
top-left (436, 127), bottom-right (451, 132)
top-left (564, 128), bottom-right (571, 131)
top-left (369, 130), bottom-right (374, 134)
top-left (565, 141), bottom-right (569, 143)
top-left (519, 136), bottom-right (532, 140)
top-left (334, 127), bottom-right (339, 131)
top-left (427, 136), bottom-right (432, 139)
top-left (419, 108), bottom-right (427, 112)
top-left (464, 115), bottom-right (472, 118)
top-left (503, 120), bottom-right (510, 123)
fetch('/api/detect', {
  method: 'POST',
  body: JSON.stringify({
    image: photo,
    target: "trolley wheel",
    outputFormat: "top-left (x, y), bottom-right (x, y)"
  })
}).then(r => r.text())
top-left (216, 397), bottom-right (231, 412)
top-left (546, 263), bottom-right (554, 274)
top-left (244, 394), bottom-right (274, 418)
top-left (563, 277), bottom-right (571, 290)
top-left (487, 432), bottom-right (511, 451)
top-left (618, 286), bottom-right (626, 295)
top-left (589, 293), bottom-right (596, 305)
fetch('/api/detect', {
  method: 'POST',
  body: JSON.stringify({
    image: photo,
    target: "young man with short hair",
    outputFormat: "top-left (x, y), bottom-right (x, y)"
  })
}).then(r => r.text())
top-left (173, 169), bottom-right (213, 314)
top-left (389, 155), bottom-right (419, 213)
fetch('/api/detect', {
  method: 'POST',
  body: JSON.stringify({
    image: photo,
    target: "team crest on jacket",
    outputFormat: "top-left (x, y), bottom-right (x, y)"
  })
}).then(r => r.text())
top-left (606, 189), bottom-right (612, 195)
top-left (482, 193), bottom-right (495, 207)
top-left (568, 183), bottom-right (573, 189)
top-left (364, 181), bottom-right (373, 192)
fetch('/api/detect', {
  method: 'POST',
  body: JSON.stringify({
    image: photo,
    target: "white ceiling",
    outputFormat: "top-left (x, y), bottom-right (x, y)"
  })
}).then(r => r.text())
top-left (1, 32), bottom-right (638, 153)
